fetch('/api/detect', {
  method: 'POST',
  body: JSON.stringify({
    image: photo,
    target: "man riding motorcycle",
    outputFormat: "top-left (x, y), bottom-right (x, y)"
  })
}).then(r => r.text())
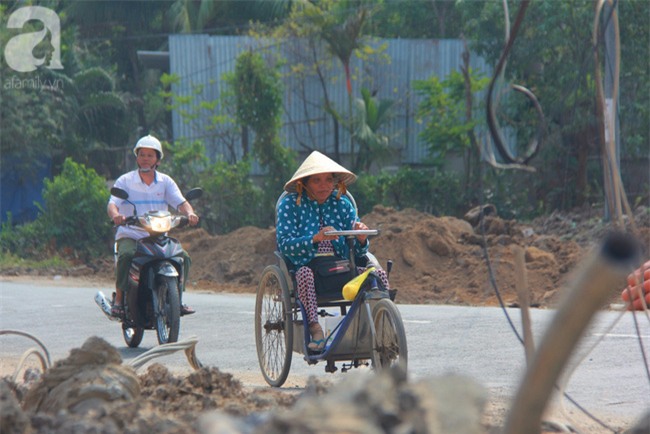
top-left (107, 134), bottom-right (199, 317)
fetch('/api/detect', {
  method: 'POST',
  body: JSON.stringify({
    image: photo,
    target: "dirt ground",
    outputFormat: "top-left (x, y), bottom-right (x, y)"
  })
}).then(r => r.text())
top-left (179, 204), bottom-right (650, 309)
top-left (2, 205), bottom-right (649, 433)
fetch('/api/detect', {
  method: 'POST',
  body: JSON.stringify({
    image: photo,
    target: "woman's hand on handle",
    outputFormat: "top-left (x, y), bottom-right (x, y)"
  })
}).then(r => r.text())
top-left (354, 221), bottom-right (369, 245)
top-left (313, 226), bottom-right (337, 243)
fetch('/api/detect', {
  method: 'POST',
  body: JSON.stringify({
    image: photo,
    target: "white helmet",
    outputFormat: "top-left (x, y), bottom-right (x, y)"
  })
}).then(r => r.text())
top-left (133, 135), bottom-right (164, 160)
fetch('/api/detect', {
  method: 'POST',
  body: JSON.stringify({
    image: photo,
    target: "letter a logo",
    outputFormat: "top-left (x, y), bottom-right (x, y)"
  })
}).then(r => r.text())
top-left (4, 6), bottom-right (63, 73)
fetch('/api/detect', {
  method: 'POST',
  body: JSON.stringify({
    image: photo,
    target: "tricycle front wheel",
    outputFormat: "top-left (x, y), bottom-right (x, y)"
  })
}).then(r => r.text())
top-left (371, 299), bottom-right (408, 372)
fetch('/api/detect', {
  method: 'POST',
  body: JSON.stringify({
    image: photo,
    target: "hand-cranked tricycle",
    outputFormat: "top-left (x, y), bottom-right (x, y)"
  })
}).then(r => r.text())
top-left (254, 227), bottom-right (408, 387)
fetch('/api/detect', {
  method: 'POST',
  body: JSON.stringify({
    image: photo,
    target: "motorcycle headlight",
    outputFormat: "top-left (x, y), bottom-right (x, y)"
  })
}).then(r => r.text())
top-left (147, 214), bottom-right (172, 232)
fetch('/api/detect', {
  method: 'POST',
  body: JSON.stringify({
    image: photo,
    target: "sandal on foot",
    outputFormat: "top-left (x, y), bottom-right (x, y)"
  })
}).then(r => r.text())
top-left (180, 304), bottom-right (195, 316)
top-left (308, 323), bottom-right (325, 350)
top-left (111, 304), bottom-right (124, 317)
top-left (308, 339), bottom-right (325, 351)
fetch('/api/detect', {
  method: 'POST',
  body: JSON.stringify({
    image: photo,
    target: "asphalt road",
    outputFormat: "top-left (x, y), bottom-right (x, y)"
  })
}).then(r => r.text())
top-left (1, 279), bottom-right (648, 429)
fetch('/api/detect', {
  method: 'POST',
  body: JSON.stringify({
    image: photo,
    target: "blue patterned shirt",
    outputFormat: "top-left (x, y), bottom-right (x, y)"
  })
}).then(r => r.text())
top-left (276, 191), bottom-right (369, 267)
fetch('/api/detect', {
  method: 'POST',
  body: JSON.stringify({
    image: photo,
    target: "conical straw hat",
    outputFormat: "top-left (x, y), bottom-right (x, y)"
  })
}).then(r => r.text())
top-left (284, 151), bottom-right (357, 193)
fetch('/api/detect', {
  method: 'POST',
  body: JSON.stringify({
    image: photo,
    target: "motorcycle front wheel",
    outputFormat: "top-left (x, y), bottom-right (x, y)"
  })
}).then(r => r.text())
top-left (155, 276), bottom-right (181, 345)
top-left (123, 324), bottom-right (144, 348)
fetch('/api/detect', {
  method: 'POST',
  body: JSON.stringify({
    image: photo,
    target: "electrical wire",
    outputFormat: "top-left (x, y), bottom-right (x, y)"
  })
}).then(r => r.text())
top-left (555, 308), bottom-right (627, 428)
top-left (475, 188), bottom-right (619, 432)
top-left (485, 0), bottom-right (545, 167)
top-left (0, 330), bottom-right (52, 381)
top-left (127, 335), bottom-right (203, 370)
top-left (1, 329), bottom-right (203, 385)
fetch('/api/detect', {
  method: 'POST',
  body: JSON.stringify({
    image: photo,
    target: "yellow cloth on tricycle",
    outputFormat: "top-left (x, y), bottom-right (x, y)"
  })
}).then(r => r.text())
top-left (342, 267), bottom-right (375, 301)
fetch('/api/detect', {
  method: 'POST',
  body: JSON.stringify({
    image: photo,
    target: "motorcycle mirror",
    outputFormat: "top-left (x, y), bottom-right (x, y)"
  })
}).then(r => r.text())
top-left (185, 188), bottom-right (203, 201)
top-left (110, 187), bottom-right (129, 200)
top-left (110, 187), bottom-right (137, 216)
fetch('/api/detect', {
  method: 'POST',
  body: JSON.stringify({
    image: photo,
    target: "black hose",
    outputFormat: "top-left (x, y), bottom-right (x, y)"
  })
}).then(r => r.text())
top-left (486, 0), bottom-right (545, 165)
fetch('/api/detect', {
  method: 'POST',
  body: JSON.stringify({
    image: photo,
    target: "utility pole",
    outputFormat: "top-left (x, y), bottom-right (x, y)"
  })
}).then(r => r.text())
top-left (602, 0), bottom-right (621, 222)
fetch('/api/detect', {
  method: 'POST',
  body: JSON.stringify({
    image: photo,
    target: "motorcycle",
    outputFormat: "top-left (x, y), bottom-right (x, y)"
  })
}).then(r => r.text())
top-left (95, 186), bottom-right (202, 347)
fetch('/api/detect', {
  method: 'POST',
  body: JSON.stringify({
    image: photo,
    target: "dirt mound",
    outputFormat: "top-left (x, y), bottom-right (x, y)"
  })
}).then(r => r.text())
top-left (178, 205), bottom-right (650, 308)
top-left (180, 225), bottom-right (277, 291)
top-left (2, 337), bottom-right (488, 434)
top-left (2, 337), bottom-right (297, 434)
top-left (5, 206), bottom-right (647, 309)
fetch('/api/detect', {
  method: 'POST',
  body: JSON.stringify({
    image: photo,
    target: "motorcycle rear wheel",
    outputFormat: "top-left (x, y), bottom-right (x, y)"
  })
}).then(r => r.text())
top-left (156, 276), bottom-right (180, 345)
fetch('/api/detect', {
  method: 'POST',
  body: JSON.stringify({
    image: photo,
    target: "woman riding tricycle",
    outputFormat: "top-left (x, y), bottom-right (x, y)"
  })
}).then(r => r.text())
top-left (255, 151), bottom-right (407, 387)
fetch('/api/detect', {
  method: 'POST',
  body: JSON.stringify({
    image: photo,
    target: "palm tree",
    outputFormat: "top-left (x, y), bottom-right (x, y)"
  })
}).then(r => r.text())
top-left (296, 0), bottom-right (369, 167)
top-left (353, 88), bottom-right (394, 172)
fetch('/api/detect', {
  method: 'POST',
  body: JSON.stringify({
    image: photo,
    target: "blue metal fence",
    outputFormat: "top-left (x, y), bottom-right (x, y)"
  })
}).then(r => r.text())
top-left (168, 35), bottom-right (491, 171)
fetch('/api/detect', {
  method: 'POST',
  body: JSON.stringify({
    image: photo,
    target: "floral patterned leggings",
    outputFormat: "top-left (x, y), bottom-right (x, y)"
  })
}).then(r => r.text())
top-left (295, 240), bottom-right (390, 325)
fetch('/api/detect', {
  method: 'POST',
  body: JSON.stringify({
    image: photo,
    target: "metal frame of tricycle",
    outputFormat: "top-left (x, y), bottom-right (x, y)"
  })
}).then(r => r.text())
top-left (282, 249), bottom-right (391, 370)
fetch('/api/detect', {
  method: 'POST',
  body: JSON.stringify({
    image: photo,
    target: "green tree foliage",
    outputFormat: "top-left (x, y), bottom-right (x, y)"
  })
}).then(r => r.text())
top-left (229, 50), bottom-right (296, 195)
top-left (1, 2), bottom-right (140, 180)
top-left (272, 0), bottom-right (380, 169)
top-left (414, 69), bottom-right (490, 168)
top-left (1, 159), bottom-right (112, 260)
top-left (74, 67), bottom-right (130, 147)
top-left (1, 61), bottom-right (133, 179)
top-left (71, 66), bottom-right (134, 177)
top-left (167, 0), bottom-right (291, 33)
top-left (354, 166), bottom-right (537, 221)
top-left (368, 0), bottom-right (462, 38)
top-left (159, 67), bottom-right (284, 233)
top-left (458, 0), bottom-right (649, 210)
top-left (65, 1), bottom-right (169, 130)
top-left (353, 167), bottom-right (466, 217)
top-left (163, 138), bottom-right (209, 191)
top-left (616, 1), bottom-right (650, 158)
top-left (0, 2), bottom-right (73, 173)
top-left (162, 139), bottom-right (273, 234)
top-left (40, 158), bottom-right (113, 255)
top-left (159, 72), bottom-right (241, 161)
top-left (0, 69), bottom-right (73, 174)
top-left (197, 159), bottom-right (268, 234)
top-left (299, 0), bottom-right (369, 170)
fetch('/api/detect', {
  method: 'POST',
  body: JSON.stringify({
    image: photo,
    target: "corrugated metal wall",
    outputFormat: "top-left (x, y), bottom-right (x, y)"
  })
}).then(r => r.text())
top-left (169, 35), bottom-right (490, 170)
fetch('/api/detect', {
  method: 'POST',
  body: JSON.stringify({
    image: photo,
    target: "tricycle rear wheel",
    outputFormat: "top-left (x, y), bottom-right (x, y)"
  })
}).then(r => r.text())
top-left (255, 265), bottom-right (293, 387)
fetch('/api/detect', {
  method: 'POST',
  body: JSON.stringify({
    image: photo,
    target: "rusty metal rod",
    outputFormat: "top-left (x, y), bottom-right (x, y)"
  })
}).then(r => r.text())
top-left (503, 232), bottom-right (640, 434)
top-left (513, 245), bottom-right (535, 366)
